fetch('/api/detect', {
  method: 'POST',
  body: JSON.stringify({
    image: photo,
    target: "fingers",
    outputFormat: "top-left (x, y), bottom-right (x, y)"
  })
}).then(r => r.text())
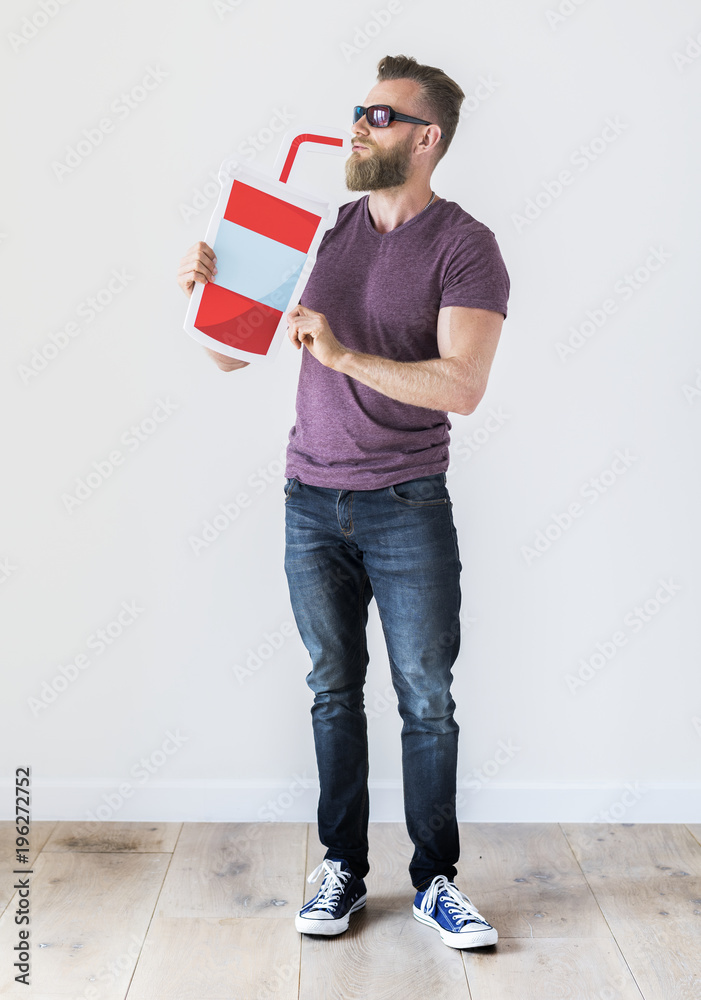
top-left (178, 241), bottom-right (217, 279)
top-left (287, 323), bottom-right (303, 350)
top-left (192, 240), bottom-right (215, 265)
top-left (177, 241), bottom-right (218, 296)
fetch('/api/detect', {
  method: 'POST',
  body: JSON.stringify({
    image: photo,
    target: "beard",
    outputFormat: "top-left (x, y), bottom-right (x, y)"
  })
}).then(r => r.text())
top-left (345, 133), bottom-right (414, 191)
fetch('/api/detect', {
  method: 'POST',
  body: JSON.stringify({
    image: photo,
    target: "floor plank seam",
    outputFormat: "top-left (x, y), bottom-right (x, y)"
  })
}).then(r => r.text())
top-left (123, 822), bottom-right (183, 998)
top-left (684, 823), bottom-right (701, 849)
top-left (560, 824), bottom-right (654, 1000)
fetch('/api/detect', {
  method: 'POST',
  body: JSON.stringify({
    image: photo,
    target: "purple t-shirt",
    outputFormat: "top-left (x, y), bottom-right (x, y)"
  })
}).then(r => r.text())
top-left (284, 194), bottom-right (510, 490)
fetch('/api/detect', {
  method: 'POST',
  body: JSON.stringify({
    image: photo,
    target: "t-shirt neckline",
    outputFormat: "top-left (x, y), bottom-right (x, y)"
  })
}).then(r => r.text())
top-left (362, 193), bottom-right (443, 238)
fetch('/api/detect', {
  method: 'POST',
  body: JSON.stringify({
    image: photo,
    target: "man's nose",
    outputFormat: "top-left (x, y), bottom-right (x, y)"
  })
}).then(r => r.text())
top-left (352, 111), bottom-right (370, 131)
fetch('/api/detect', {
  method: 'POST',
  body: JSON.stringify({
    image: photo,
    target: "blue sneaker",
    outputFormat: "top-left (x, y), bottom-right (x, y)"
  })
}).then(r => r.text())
top-left (295, 859), bottom-right (367, 936)
top-left (413, 875), bottom-right (498, 948)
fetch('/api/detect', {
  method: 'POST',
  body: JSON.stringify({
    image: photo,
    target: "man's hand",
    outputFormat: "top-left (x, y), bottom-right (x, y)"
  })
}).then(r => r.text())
top-left (286, 305), bottom-right (350, 370)
top-left (177, 241), bottom-right (217, 297)
top-left (177, 240), bottom-right (249, 370)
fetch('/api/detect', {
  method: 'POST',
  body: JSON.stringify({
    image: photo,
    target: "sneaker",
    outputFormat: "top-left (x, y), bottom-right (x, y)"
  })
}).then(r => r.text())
top-left (413, 875), bottom-right (498, 949)
top-left (295, 859), bottom-right (367, 936)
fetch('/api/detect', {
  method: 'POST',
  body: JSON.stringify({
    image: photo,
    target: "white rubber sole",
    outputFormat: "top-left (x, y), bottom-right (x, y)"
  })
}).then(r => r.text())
top-left (295, 894), bottom-right (367, 936)
top-left (413, 906), bottom-right (498, 948)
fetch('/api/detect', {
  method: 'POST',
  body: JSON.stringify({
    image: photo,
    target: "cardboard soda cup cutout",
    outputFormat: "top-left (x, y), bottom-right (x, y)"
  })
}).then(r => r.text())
top-left (184, 126), bottom-right (351, 364)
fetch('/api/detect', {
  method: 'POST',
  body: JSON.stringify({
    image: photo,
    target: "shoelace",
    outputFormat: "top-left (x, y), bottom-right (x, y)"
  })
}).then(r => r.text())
top-left (306, 860), bottom-right (351, 913)
top-left (419, 875), bottom-right (489, 927)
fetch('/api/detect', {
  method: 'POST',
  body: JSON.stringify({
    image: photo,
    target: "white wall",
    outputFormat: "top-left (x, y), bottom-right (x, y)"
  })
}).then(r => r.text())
top-left (2, 0), bottom-right (700, 824)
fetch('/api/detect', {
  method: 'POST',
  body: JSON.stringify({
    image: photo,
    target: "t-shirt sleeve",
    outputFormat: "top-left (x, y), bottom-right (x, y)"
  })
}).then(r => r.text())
top-left (440, 229), bottom-right (510, 319)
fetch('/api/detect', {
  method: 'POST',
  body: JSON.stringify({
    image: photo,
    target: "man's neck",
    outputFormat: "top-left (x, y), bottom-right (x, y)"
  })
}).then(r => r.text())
top-left (366, 186), bottom-right (439, 234)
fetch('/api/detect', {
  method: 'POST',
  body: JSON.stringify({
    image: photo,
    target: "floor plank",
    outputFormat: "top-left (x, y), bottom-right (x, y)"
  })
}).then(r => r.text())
top-left (0, 821), bottom-right (56, 912)
top-left (561, 823), bottom-right (701, 879)
top-left (125, 916), bottom-right (302, 1000)
top-left (461, 937), bottom-right (646, 999)
top-left (155, 821), bottom-right (308, 919)
top-left (0, 851), bottom-right (169, 997)
top-left (299, 904), bottom-right (470, 1000)
top-left (42, 821), bottom-right (182, 854)
top-left (126, 823), bottom-right (308, 996)
top-left (560, 825), bottom-right (701, 999)
top-left (583, 877), bottom-right (701, 1000)
top-left (452, 822), bottom-right (614, 938)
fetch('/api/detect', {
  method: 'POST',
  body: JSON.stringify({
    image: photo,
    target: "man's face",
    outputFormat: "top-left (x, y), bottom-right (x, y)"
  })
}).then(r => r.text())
top-left (345, 80), bottom-right (427, 192)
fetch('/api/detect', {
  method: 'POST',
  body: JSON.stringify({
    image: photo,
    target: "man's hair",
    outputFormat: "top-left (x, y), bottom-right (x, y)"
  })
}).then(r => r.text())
top-left (376, 54), bottom-right (465, 164)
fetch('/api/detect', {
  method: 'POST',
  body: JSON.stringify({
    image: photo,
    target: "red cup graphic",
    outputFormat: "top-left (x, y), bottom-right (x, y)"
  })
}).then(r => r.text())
top-left (184, 127), bottom-right (350, 364)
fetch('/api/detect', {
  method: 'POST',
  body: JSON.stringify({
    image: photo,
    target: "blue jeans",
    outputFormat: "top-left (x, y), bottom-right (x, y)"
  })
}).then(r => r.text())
top-left (283, 471), bottom-right (462, 891)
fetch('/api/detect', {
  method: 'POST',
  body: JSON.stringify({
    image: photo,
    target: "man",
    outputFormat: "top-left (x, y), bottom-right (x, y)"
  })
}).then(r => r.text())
top-left (177, 54), bottom-right (509, 951)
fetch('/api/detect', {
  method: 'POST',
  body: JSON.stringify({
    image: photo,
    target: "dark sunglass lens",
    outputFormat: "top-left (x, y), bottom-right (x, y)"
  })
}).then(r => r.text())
top-left (369, 106), bottom-right (390, 127)
top-left (353, 106), bottom-right (364, 123)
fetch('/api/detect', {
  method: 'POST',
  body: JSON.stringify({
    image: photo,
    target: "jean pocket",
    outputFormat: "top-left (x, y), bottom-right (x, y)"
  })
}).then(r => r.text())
top-left (388, 473), bottom-right (449, 506)
top-left (284, 477), bottom-right (298, 501)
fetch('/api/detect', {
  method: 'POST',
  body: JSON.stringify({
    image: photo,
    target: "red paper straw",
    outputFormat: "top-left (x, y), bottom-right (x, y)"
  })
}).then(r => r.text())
top-left (278, 133), bottom-right (344, 184)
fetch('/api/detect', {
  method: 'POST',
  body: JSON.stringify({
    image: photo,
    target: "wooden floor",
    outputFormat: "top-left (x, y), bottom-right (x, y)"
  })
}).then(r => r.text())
top-left (0, 821), bottom-right (699, 999)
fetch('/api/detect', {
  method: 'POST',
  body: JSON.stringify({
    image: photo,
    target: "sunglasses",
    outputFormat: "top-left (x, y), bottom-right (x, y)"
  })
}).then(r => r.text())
top-left (353, 105), bottom-right (445, 140)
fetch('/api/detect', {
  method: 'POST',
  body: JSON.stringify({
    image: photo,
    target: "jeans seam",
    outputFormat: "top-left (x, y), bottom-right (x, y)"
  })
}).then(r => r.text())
top-left (357, 570), bottom-right (370, 866)
top-left (447, 507), bottom-right (460, 566)
top-left (388, 478), bottom-right (450, 507)
top-left (358, 570), bottom-right (369, 656)
top-left (390, 495), bottom-right (449, 507)
top-left (337, 490), bottom-right (355, 538)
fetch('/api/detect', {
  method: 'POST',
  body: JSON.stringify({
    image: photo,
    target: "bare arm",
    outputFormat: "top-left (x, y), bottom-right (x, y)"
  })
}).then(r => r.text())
top-left (202, 347), bottom-right (250, 371)
top-left (334, 307), bottom-right (504, 415)
top-left (177, 240), bottom-right (250, 372)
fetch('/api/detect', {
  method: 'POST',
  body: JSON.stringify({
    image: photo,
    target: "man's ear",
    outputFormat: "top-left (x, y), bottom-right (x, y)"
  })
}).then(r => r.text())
top-left (419, 124), bottom-right (442, 153)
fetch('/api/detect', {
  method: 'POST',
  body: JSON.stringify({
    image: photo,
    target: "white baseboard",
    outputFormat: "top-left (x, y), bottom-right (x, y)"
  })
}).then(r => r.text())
top-left (4, 779), bottom-right (701, 824)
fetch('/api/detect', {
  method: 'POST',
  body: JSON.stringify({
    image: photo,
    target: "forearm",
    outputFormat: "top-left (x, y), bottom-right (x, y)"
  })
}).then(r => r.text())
top-left (204, 347), bottom-right (250, 371)
top-left (335, 350), bottom-right (478, 415)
